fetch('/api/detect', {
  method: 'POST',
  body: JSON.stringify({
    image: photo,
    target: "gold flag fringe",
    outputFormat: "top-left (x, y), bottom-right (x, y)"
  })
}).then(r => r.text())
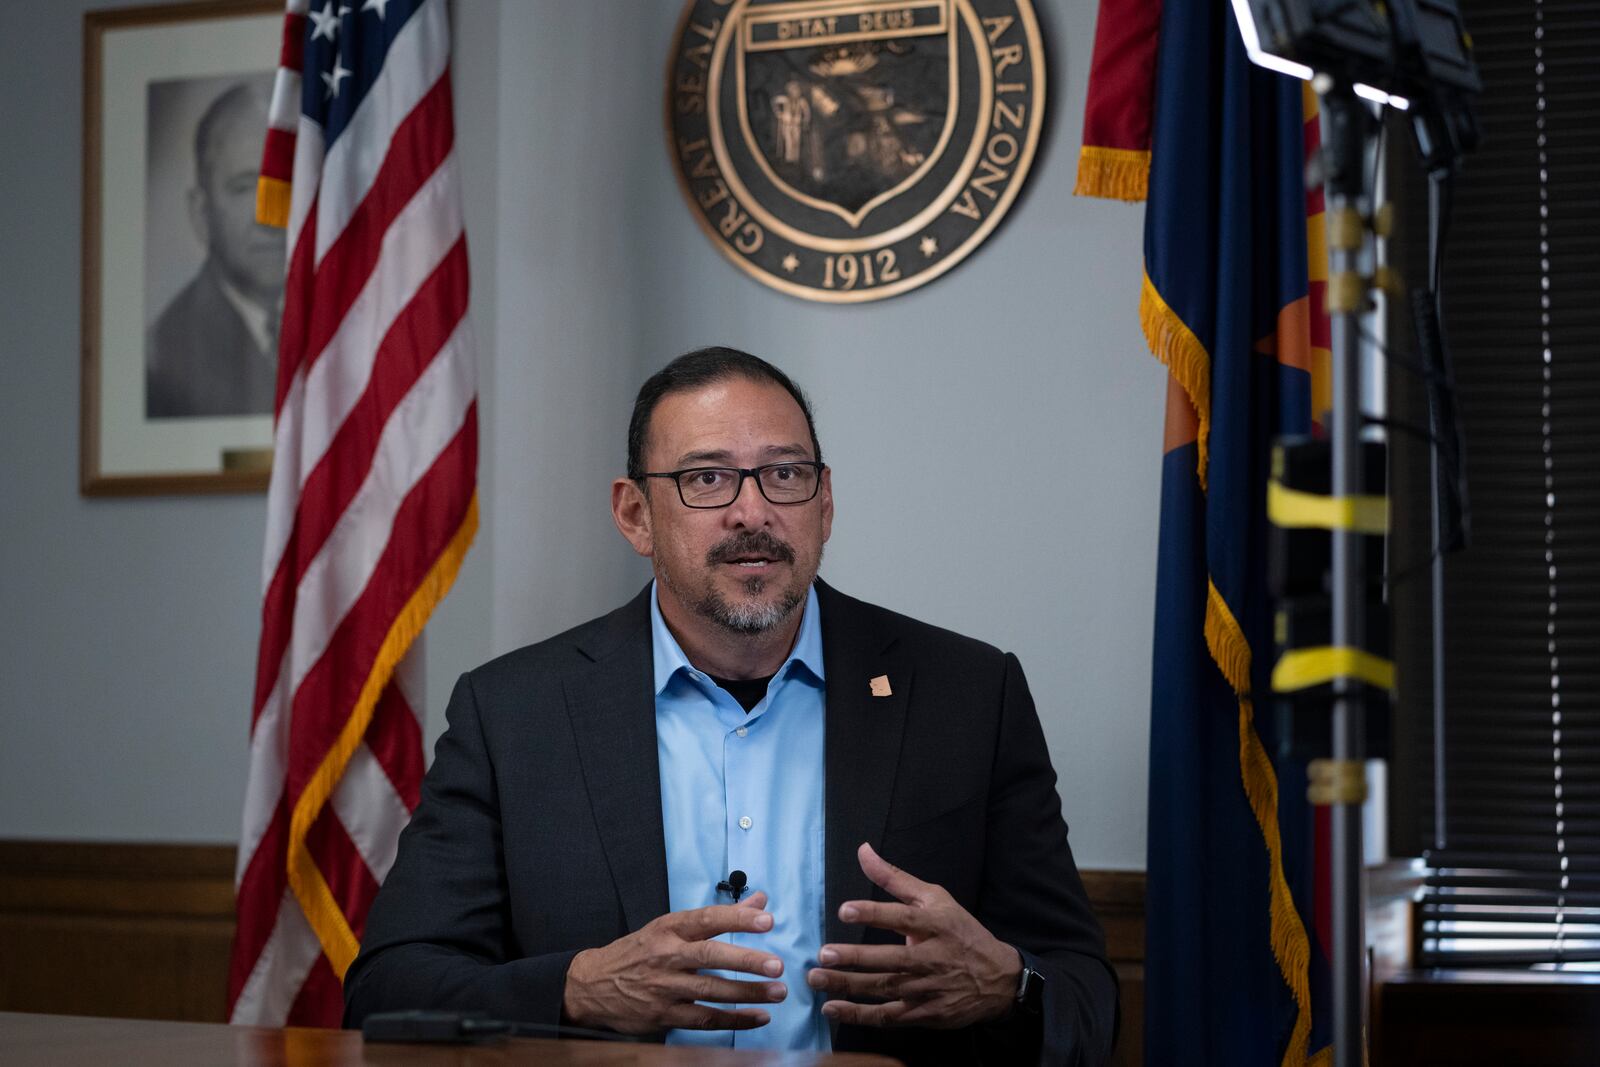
top-left (1140, 273), bottom-right (1212, 489)
top-left (256, 176), bottom-right (292, 229)
top-left (286, 492), bottom-right (480, 978)
top-left (1074, 146), bottom-right (1150, 201)
top-left (1208, 581), bottom-right (1316, 1067)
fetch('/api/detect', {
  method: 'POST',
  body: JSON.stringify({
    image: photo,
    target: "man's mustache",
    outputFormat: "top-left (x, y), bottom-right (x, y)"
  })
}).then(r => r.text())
top-left (706, 531), bottom-right (796, 565)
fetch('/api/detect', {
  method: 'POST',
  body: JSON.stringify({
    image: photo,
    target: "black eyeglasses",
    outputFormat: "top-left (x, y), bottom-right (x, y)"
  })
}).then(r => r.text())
top-left (640, 461), bottom-right (825, 509)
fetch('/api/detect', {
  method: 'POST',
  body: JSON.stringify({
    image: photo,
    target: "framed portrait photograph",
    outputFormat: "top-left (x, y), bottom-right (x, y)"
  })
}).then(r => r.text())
top-left (82, 1), bottom-right (283, 495)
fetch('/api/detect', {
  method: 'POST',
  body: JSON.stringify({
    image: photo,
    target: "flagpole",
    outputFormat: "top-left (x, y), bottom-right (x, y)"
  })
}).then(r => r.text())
top-left (1317, 78), bottom-right (1375, 1067)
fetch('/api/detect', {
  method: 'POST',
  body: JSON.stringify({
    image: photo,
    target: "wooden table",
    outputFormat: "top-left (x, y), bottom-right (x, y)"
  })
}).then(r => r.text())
top-left (0, 1013), bottom-right (900, 1066)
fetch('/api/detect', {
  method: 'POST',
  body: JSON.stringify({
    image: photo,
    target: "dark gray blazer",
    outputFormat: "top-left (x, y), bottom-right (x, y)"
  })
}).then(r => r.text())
top-left (345, 581), bottom-right (1117, 1065)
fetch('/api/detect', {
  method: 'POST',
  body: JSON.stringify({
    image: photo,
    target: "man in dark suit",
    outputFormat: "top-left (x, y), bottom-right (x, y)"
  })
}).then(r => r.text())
top-left (345, 349), bottom-right (1117, 1064)
top-left (146, 81), bottom-right (283, 419)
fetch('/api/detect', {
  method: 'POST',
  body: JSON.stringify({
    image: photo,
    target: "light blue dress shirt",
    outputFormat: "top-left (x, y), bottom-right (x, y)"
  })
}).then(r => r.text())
top-left (652, 581), bottom-right (829, 1051)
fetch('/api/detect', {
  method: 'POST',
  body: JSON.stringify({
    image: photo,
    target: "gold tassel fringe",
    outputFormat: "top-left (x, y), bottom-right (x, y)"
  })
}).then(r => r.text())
top-left (286, 493), bottom-right (480, 978)
top-left (1074, 146), bottom-right (1150, 201)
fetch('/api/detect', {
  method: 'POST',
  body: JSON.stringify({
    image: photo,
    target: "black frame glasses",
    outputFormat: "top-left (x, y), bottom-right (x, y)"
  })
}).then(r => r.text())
top-left (640, 461), bottom-right (825, 509)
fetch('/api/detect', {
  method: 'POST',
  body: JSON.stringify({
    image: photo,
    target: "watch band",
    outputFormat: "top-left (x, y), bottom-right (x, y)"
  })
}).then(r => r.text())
top-left (1015, 962), bottom-right (1045, 1014)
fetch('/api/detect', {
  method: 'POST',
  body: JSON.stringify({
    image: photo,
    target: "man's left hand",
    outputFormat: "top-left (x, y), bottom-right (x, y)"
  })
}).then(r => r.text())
top-left (808, 842), bottom-right (1023, 1029)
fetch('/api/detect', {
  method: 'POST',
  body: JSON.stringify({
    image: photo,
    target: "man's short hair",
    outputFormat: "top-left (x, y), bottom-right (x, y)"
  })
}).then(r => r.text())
top-left (627, 347), bottom-right (822, 479)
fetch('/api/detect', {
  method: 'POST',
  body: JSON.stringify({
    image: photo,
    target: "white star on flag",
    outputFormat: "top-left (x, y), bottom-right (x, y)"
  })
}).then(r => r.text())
top-left (362, 0), bottom-right (393, 17)
top-left (322, 60), bottom-right (352, 99)
top-left (309, 1), bottom-right (340, 42)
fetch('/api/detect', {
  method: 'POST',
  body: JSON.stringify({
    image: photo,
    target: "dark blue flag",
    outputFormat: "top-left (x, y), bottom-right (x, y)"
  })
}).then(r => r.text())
top-left (1137, 0), bottom-right (1334, 1062)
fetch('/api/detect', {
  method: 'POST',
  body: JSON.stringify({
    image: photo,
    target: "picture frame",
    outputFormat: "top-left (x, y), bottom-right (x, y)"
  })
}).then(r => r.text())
top-left (81, 1), bottom-right (284, 495)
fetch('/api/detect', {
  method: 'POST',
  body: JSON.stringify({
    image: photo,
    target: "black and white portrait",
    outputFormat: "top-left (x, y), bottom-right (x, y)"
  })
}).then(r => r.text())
top-left (143, 72), bottom-right (283, 420)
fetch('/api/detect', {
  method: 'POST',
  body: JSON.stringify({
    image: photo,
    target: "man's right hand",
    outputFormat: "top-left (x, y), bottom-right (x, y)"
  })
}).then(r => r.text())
top-left (560, 891), bottom-right (787, 1034)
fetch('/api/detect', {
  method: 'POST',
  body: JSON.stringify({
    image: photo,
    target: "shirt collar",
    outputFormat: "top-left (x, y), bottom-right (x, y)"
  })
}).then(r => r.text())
top-left (650, 580), bottom-right (825, 695)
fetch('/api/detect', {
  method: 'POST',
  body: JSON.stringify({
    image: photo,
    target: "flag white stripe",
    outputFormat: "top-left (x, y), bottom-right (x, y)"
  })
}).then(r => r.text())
top-left (314, 0), bottom-right (449, 267)
top-left (267, 69), bottom-right (302, 134)
top-left (285, 321), bottom-right (475, 698)
top-left (261, 370), bottom-right (308, 592)
top-left (285, 114), bottom-right (326, 276)
top-left (284, 0), bottom-right (309, 15)
top-left (260, 154), bottom-right (464, 592)
top-left (298, 158), bottom-right (463, 488)
top-left (229, 888), bottom-right (324, 1026)
top-left (237, 669), bottom-right (289, 887)
top-left (331, 742), bottom-right (411, 883)
top-left (394, 641), bottom-right (426, 726)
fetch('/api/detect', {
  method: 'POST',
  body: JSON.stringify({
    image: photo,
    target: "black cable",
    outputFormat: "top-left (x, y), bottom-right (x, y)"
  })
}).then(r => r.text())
top-left (460, 1018), bottom-right (638, 1042)
top-left (361, 1010), bottom-right (640, 1045)
top-left (1358, 324), bottom-right (1455, 387)
top-left (1364, 413), bottom-right (1447, 450)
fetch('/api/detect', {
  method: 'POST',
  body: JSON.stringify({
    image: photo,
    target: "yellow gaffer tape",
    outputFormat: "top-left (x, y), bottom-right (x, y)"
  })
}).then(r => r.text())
top-left (1268, 480), bottom-right (1388, 534)
top-left (1273, 646), bottom-right (1395, 693)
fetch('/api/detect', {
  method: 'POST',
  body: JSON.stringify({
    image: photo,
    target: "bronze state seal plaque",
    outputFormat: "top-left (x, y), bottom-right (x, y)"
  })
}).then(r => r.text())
top-left (667, 0), bottom-right (1046, 302)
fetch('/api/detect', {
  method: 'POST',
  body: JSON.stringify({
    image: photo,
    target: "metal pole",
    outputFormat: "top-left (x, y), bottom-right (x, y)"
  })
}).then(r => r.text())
top-left (1318, 79), bottom-right (1369, 1067)
top-left (1426, 176), bottom-right (1449, 852)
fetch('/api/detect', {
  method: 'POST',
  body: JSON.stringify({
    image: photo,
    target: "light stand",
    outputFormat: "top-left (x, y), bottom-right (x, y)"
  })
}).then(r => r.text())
top-left (1233, 2), bottom-right (1480, 1064)
top-left (1317, 79), bottom-right (1378, 1067)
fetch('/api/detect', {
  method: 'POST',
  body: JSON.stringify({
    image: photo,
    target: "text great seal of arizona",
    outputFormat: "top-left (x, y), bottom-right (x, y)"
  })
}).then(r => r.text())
top-left (667, 0), bottom-right (1047, 303)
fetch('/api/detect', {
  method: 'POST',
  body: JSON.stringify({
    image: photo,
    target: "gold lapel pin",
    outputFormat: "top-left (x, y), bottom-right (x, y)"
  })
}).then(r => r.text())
top-left (869, 675), bottom-right (892, 698)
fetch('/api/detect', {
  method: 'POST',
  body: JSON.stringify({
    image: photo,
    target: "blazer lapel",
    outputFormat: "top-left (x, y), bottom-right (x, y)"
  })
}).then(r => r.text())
top-left (818, 581), bottom-right (910, 948)
top-left (565, 587), bottom-right (670, 933)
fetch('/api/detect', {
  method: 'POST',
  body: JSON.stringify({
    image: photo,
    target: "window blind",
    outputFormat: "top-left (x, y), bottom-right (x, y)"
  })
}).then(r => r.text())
top-left (1388, 0), bottom-right (1600, 968)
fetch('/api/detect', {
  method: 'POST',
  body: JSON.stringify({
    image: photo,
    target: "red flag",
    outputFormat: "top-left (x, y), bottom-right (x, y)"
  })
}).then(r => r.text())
top-left (229, 0), bottom-right (477, 1026)
top-left (1074, 0), bottom-right (1163, 201)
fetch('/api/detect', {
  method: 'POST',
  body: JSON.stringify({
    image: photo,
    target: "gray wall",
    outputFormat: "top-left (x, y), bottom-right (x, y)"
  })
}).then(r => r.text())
top-left (0, 0), bottom-right (1157, 870)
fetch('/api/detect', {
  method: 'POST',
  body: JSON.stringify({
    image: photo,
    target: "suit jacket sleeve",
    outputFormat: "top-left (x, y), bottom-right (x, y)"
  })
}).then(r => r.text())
top-left (343, 671), bottom-right (580, 1027)
top-left (977, 653), bottom-right (1119, 1066)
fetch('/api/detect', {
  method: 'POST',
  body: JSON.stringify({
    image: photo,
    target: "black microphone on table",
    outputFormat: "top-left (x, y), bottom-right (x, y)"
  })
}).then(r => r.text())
top-left (716, 869), bottom-right (748, 902)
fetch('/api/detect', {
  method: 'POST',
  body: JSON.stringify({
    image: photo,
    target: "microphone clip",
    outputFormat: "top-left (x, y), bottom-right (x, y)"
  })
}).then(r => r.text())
top-left (716, 869), bottom-right (748, 902)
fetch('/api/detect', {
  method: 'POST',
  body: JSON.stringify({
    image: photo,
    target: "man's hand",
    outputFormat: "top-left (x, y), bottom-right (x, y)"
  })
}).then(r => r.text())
top-left (561, 891), bottom-right (788, 1035)
top-left (808, 843), bottom-right (1023, 1029)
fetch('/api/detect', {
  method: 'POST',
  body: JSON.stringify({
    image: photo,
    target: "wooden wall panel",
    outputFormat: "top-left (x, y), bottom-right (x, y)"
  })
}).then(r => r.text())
top-left (0, 841), bottom-right (235, 1022)
top-left (1083, 870), bottom-right (1145, 1067)
top-left (0, 842), bottom-right (1148, 1059)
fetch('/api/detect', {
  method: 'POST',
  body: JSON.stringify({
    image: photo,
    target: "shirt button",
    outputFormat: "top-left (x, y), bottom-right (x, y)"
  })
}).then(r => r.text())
top-left (738, 816), bottom-right (753, 831)
top-left (736, 726), bottom-right (748, 738)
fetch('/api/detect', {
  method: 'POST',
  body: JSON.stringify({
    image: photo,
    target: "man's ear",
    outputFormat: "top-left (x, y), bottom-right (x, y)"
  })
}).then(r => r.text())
top-left (611, 477), bottom-right (654, 558)
top-left (819, 465), bottom-right (834, 545)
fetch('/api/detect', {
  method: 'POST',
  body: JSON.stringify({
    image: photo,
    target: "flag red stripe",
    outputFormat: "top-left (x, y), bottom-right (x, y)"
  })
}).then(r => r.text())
top-left (262, 126), bottom-right (297, 184)
top-left (284, 412), bottom-right (477, 802)
top-left (289, 809), bottom-right (383, 1026)
top-left (252, 237), bottom-right (470, 726)
top-left (1309, 280), bottom-right (1330, 349)
top-left (300, 74), bottom-right (456, 378)
top-left (280, 13), bottom-right (306, 74)
top-left (285, 953), bottom-right (343, 1028)
top-left (227, 795), bottom-right (290, 1007)
top-left (308, 804), bottom-right (384, 936)
top-left (272, 194), bottom-right (321, 421)
top-left (367, 681), bottom-right (425, 811)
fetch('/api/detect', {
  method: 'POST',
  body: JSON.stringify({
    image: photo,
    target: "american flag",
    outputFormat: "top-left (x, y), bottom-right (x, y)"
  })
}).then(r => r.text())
top-left (228, 0), bottom-right (477, 1026)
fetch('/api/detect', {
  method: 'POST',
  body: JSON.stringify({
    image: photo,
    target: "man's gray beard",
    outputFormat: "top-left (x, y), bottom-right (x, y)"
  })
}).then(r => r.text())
top-left (695, 575), bottom-right (805, 635)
